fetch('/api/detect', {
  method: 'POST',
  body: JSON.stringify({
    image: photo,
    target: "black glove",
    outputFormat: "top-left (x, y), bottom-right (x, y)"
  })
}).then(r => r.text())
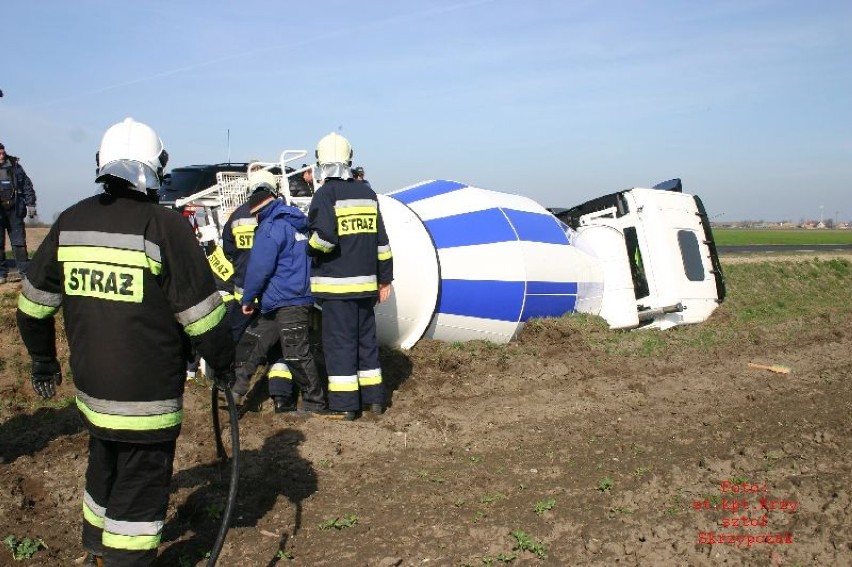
top-left (31, 358), bottom-right (62, 399)
top-left (212, 366), bottom-right (235, 392)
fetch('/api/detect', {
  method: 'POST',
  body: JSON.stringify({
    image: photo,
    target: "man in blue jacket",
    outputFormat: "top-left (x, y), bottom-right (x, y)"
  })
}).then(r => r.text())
top-left (231, 189), bottom-right (326, 413)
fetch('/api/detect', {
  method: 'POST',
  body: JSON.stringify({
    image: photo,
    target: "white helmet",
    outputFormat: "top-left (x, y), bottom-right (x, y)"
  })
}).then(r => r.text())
top-left (96, 117), bottom-right (168, 192)
top-left (248, 169), bottom-right (278, 194)
top-left (315, 132), bottom-right (352, 166)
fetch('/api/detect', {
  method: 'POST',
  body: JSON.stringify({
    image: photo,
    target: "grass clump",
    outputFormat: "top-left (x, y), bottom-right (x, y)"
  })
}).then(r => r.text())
top-left (318, 513), bottom-right (358, 530)
top-left (533, 498), bottom-right (556, 515)
top-left (4, 535), bottom-right (46, 561)
top-left (510, 529), bottom-right (547, 559)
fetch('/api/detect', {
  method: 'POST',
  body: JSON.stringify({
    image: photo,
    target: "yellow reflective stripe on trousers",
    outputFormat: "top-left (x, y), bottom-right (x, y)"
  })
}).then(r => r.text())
top-left (359, 368), bottom-right (382, 386)
top-left (58, 246), bottom-right (162, 275)
top-left (102, 532), bottom-right (161, 551)
top-left (328, 375), bottom-right (359, 392)
top-left (17, 294), bottom-right (59, 319)
top-left (76, 398), bottom-right (182, 431)
top-left (83, 501), bottom-right (105, 529)
top-left (268, 364), bottom-right (292, 380)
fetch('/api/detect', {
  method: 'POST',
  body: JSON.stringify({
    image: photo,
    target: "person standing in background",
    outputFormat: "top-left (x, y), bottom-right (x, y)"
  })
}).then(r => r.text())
top-left (0, 142), bottom-right (37, 283)
top-left (351, 166), bottom-right (371, 189)
top-left (287, 164), bottom-right (315, 198)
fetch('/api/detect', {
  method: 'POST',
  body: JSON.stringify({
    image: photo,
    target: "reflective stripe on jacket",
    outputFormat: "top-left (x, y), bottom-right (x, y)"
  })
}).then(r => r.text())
top-left (16, 189), bottom-right (234, 443)
top-left (307, 178), bottom-right (393, 299)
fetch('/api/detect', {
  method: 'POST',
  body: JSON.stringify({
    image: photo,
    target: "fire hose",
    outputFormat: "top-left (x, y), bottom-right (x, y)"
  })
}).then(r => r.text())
top-left (207, 386), bottom-right (240, 567)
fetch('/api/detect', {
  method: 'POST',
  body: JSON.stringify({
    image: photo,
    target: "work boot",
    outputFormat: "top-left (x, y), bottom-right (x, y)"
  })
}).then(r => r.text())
top-left (311, 408), bottom-right (358, 421)
top-left (82, 553), bottom-right (104, 566)
top-left (272, 396), bottom-right (297, 413)
top-left (6, 272), bottom-right (21, 283)
top-left (0, 276), bottom-right (6, 284)
top-left (365, 403), bottom-right (386, 415)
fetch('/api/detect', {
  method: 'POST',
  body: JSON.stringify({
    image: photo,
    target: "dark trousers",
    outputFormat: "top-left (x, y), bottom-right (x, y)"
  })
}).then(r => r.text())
top-left (229, 301), bottom-right (255, 342)
top-left (0, 205), bottom-right (28, 276)
top-left (322, 298), bottom-right (385, 412)
top-left (233, 304), bottom-right (325, 410)
top-left (82, 436), bottom-right (176, 567)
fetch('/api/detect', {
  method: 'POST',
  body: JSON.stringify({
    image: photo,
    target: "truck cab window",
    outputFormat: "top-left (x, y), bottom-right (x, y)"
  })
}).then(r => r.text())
top-left (677, 230), bottom-right (705, 282)
top-left (624, 226), bottom-right (650, 299)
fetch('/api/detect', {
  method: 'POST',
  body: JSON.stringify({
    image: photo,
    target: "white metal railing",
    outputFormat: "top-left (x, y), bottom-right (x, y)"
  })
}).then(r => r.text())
top-left (216, 171), bottom-right (250, 221)
top-left (170, 149), bottom-right (315, 244)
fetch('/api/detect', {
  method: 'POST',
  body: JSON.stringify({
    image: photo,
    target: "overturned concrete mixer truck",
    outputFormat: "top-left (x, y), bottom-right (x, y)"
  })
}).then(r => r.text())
top-left (172, 151), bottom-right (725, 350)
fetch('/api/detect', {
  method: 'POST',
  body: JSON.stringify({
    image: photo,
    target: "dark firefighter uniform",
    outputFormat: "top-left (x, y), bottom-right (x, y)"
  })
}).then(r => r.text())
top-left (206, 243), bottom-right (237, 334)
top-left (221, 201), bottom-right (258, 340)
top-left (308, 177), bottom-right (393, 412)
top-left (16, 189), bottom-right (234, 566)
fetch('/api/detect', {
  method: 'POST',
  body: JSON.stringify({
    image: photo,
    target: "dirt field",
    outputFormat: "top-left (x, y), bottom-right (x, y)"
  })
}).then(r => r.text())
top-left (1, 236), bottom-right (850, 566)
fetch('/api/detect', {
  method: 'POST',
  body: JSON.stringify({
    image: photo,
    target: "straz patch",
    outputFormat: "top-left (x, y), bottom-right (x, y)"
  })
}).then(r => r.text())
top-left (338, 214), bottom-right (376, 235)
top-left (63, 262), bottom-right (143, 303)
top-left (207, 246), bottom-right (234, 281)
top-left (233, 226), bottom-right (256, 249)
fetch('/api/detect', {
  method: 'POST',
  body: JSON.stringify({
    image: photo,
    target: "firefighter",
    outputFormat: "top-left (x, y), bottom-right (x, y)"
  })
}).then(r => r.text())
top-left (307, 132), bottom-right (393, 420)
top-left (16, 117), bottom-right (235, 567)
top-left (219, 167), bottom-right (275, 340)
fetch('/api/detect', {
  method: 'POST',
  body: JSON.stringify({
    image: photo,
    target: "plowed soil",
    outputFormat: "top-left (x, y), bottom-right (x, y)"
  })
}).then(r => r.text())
top-left (1, 232), bottom-right (850, 566)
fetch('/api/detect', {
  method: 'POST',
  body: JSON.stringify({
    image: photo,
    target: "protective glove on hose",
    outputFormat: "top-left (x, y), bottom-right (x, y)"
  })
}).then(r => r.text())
top-left (31, 358), bottom-right (62, 399)
top-left (212, 365), bottom-right (235, 392)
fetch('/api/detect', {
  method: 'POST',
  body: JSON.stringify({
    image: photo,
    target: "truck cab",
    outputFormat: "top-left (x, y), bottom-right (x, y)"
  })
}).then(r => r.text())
top-left (553, 180), bottom-right (725, 329)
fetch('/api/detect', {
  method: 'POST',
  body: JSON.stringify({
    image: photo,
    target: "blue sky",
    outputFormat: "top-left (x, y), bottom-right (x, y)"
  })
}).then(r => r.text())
top-left (2, 0), bottom-right (849, 222)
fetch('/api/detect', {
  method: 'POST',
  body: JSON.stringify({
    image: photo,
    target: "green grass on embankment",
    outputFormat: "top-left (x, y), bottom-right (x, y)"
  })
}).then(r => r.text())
top-left (711, 228), bottom-right (852, 247)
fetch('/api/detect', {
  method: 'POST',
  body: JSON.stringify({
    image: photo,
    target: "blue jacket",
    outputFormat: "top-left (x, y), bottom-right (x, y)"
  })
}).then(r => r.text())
top-left (242, 199), bottom-right (313, 313)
